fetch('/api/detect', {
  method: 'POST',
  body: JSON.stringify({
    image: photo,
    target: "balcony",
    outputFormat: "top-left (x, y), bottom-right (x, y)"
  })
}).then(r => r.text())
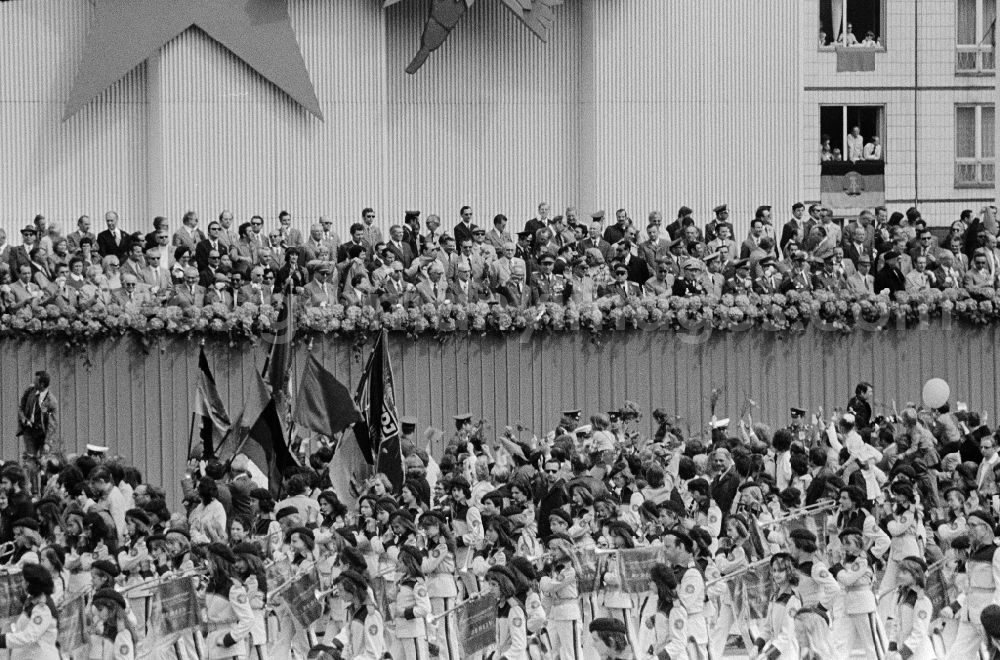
top-left (956, 159), bottom-right (996, 187)
top-left (957, 44), bottom-right (996, 74)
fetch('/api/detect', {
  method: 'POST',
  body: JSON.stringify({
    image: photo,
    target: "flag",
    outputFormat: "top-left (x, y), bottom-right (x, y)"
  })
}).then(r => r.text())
top-left (293, 354), bottom-right (363, 437)
top-left (193, 348), bottom-right (230, 459)
top-left (264, 285), bottom-right (296, 398)
top-left (232, 372), bottom-right (297, 496)
top-left (820, 160), bottom-right (885, 213)
top-left (354, 329), bottom-right (404, 489)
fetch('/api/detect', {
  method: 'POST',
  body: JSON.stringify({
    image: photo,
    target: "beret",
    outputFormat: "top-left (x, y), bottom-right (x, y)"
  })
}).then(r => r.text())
top-left (336, 569), bottom-right (369, 592)
top-left (91, 559), bottom-right (120, 578)
top-left (548, 509), bottom-right (572, 526)
top-left (589, 617), bottom-right (627, 635)
top-left (419, 509), bottom-right (448, 526)
top-left (838, 526), bottom-right (864, 539)
top-left (206, 543), bottom-right (236, 564)
top-left (900, 555), bottom-right (927, 573)
top-left (12, 517), bottom-right (39, 531)
top-left (276, 506), bottom-right (299, 520)
top-left (338, 546), bottom-right (367, 572)
top-left (22, 563), bottom-right (54, 595)
top-left (982, 604), bottom-right (1000, 639)
top-left (92, 588), bottom-right (126, 611)
top-left (545, 533), bottom-right (574, 546)
top-left (509, 555), bottom-right (537, 582)
top-left (397, 544), bottom-right (423, 563)
top-left (789, 528), bottom-right (816, 543)
top-left (125, 509), bottom-right (151, 527)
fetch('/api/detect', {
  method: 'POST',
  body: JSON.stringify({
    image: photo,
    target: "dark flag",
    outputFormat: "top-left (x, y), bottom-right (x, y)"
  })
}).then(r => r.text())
top-left (193, 347), bottom-right (230, 459)
top-left (353, 329), bottom-right (404, 489)
top-left (230, 372), bottom-right (297, 496)
top-left (293, 354), bottom-right (363, 437)
top-left (263, 285), bottom-right (296, 398)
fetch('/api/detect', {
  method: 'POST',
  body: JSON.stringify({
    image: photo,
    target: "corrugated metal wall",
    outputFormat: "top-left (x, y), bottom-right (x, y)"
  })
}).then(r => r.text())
top-left (0, 325), bottom-right (992, 505)
top-left (0, 1), bottom-right (148, 233)
top-left (587, 0), bottom-right (803, 238)
top-left (0, 0), bottom-right (803, 242)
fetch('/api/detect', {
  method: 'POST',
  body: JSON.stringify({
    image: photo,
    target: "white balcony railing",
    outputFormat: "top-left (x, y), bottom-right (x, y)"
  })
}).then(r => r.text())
top-left (956, 159), bottom-right (996, 186)
top-left (956, 44), bottom-right (996, 74)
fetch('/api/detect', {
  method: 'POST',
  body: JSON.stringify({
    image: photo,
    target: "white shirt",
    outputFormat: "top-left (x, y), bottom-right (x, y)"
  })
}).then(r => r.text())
top-left (863, 142), bottom-right (882, 160)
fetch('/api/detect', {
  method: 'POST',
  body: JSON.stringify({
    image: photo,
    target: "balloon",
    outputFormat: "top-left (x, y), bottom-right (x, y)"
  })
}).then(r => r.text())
top-left (922, 378), bottom-right (950, 409)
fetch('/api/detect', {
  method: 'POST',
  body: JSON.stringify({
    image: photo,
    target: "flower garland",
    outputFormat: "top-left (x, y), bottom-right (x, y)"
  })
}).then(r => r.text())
top-left (1, 287), bottom-right (997, 347)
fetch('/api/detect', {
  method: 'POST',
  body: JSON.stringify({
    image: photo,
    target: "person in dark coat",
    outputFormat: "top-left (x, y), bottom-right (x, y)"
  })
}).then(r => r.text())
top-left (873, 250), bottom-right (906, 295)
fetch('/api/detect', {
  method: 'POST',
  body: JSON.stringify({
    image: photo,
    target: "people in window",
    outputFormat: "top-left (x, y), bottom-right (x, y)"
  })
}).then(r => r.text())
top-left (820, 135), bottom-right (834, 162)
top-left (841, 22), bottom-right (859, 46)
top-left (861, 31), bottom-right (879, 47)
top-left (863, 135), bottom-right (883, 161)
top-left (846, 126), bottom-right (864, 162)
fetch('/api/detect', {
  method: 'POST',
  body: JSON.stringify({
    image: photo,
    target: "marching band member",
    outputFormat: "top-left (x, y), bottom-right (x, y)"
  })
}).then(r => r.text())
top-left (886, 556), bottom-right (934, 660)
top-left (203, 543), bottom-right (255, 660)
top-left (332, 569), bottom-right (385, 660)
top-left (286, 526), bottom-right (317, 573)
top-left (486, 566), bottom-right (528, 660)
top-left (942, 509), bottom-right (1000, 659)
top-left (881, 482), bottom-right (922, 603)
top-left (793, 607), bottom-right (841, 660)
top-left (38, 546), bottom-right (65, 605)
top-left (419, 509), bottom-right (460, 660)
top-left (787, 528), bottom-right (840, 613)
top-left (709, 515), bottom-right (752, 659)
top-left (683, 480), bottom-right (721, 546)
top-left (756, 552), bottom-right (801, 659)
top-left (661, 530), bottom-right (709, 660)
top-left (87, 588), bottom-right (137, 660)
top-left (117, 509), bottom-right (153, 585)
top-left (830, 527), bottom-right (885, 659)
top-left (390, 545), bottom-right (432, 660)
top-left (601, 521), bottom-right (638, 651)
top-left (588, 618), bottom-right (632, 660)
top-left (637, 564), bottom-right (688, 660)
top-left (0, 563), bottom-right (60, 659)
top-left (448, 477), bottom-right (484, 582)
top-left (540, 533), bottom-right (583, 660)
top-left (234, 547), bottom-right (270, 660)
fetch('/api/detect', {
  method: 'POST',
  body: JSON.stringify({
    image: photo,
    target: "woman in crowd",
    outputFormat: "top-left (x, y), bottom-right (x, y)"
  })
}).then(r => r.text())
top-left (87, 588), bottom-right (137, 659)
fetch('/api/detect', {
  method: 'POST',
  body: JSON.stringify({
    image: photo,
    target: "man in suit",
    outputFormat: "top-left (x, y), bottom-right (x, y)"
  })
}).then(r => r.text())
top-left (672, 260), bottom-right (708, 296)
top-left (8, 225), bottom-right (36, 277)
top-left (194, 221), bottom-right (228, 270)
top-left (378, 262), bottom-right (412, 308)
top-left (780, 252), bottom-right (814, 292)
top-left (602, 208), bottom-right (629, 245)
top-left (453, 206), bottom-right (475, 247)
top-left (215, 210), bottom-right (237, 251)
top-left (612, 239), bottom-right (651, 285)
top-left (454, 238), bottom-right (487, 283)
top-left (844, 256), bottom-right (876, 294)
top-left (402, 210), bottom-right (422, 257)
top-left (198, 249), bottom-right (223, 288)
top-left (577, 219), bottom-right (613, 262)
top-left (710, 449), bottom-right (740, 515)
top-left (485, 214), bottom-right (513, 254)
top-left (170, 267), bottom-right (206, 308)
top-left (874, 250), bottom-right (907, 295)
top-left (843, 225), bottom-right (872, 268)
top-left (67, 215), bottom-right (97, 253)
top-left (121, 242), bottom-right (146, 280)
top-left (934, 251), bottom-right (963, 290)
top-left (143, 216), bottom-right (168, 250)
top-left (97, 211), bottom-right (132, 259)
top-left (447, 262), bottom-right (486, 303)
top-left (723, 258), bottom-right (754, 295)
top-left (471, 226), bottom-right (496, 264)
top-left (529, 252), bottom-right (569, 304)
top-left (639, 223), bottom-right (670, 273)
top-left (498, 264), bottom-right (531, 309)
top-left (359, 207), bottom-right (383, 249)
top-left (203, 272), bottom-right (235, 307)
top-left (905, 255), bottom-right (936, 293)
top-left (811, 251), bottom-right (845, 292)
top-left (415, 262), bottom-right (449, 304)
top-left (112, 274), bottom-right (149, 309)
top-left (739, 218), bottom-right (767, 259)
top-left (17, 370), bottom-right (56, 461)
top-left (277, 210), bottom-right (302, 247)
top-left (780, 203), bottom-right (807, 257)
top-left (523, 201), bottom-right (551, 238)
top-left (488, 242), bottom-right (523, 290)
top-left (303, 263), bottom-right (338, 307)
top-left (240, 266), bottom-right (274, 306)
top-left (385, 225), bottom-right (415, 268)
top-left (138, 248), bottom-right (172, 298)
top-left (8, 264), bottom-right (41, 311)
top-left (172, 211), bottom-right (204, 252)
top-left (664, 206), bottom-right (693, 241)
top-left (909, 229), bottom-right (945, 267)
top-left (335, 223), bottom-right (370, 264)
top-left (964, 249), bottom-right (996, 288)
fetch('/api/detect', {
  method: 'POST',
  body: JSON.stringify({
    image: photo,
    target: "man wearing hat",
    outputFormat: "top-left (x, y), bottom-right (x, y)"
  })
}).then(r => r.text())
top-left (845, 253), bottom-right (876, 294)
top-left (810, 248), bottom-right (844, 292)
top-left (780, 251), bottom-right (814, 292)
top-left (705, 204), bottom-right (733, 242)
top-left (565, 256), bottom-right (596, 303)
top-left (8, 224), bottom-right (37, 277)
top-left (874, 249), bottom-right (906, 295)
top-left (530, 252), bottom-right (570, 304)
top-left (723, 258), bottom-right (754, 294)
top-left (945, 509), bottom-right (1000, 658)
top-left (600, 262), bottom-right (641, 300)
top-left (671, 260), bottom-right (707, 296)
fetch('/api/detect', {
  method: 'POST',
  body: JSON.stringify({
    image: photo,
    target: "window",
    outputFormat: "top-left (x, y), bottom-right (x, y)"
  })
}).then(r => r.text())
top-left (957, 0), bottom-right (996, 74)
top-left (818, 0), bottom-right (884, 49)
top-left (820, 105), bottom-right (885, 163)
top-left (956, 104), bottom-right (995, 186)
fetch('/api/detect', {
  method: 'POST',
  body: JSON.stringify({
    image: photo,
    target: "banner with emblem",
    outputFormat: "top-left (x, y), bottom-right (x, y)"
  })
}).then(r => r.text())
top-left (780, 510), bottom-right (829, 557)
top-left (283, 570), bottom-right (323, 629)
top-left (820, 160), bottom-right (885, 214)
top-left (924, 559), bottom-right (949, 617)
top-left (454, 592), bottom-right (498, 656)
top-left (573, 547), bottom-right (606, 594)
top-left (616, 547), bottom-right (667, 593)
top-left (0, 572), bottom-right (25, 620)
top-left (56, 591), bottom-right (88, 654)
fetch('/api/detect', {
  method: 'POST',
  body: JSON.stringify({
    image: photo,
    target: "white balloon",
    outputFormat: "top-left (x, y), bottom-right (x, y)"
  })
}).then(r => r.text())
top-left (922, 378), bottom-right (950, 409)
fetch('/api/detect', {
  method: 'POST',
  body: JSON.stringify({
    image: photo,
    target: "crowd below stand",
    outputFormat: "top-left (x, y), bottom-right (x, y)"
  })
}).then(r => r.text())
top-left (1, 202), bottom-right (999, 319)
top-left (6, 376), bottom-right (1000, 658)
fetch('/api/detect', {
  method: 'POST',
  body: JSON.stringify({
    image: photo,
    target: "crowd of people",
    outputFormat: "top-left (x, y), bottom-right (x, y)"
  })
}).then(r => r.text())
top-left (0, 202), bottom-right (998, 318)
top-left (3, 375), bottom-right (1000, 659)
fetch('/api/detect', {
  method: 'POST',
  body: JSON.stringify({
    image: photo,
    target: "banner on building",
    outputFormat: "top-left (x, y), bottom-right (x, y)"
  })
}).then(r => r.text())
top-left (820, 160), bottom-right (885, 213)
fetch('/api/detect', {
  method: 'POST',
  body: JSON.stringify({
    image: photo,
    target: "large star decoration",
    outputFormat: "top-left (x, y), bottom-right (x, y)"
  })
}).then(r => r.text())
top-left (66, 0), bottom-right (322, 120)
top-left (386, 0), bottom-right (562, 74)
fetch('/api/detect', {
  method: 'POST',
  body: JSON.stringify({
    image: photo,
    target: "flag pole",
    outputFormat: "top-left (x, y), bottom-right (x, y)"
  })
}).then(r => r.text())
top-left (185, 411), bottom-right (197, 460)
